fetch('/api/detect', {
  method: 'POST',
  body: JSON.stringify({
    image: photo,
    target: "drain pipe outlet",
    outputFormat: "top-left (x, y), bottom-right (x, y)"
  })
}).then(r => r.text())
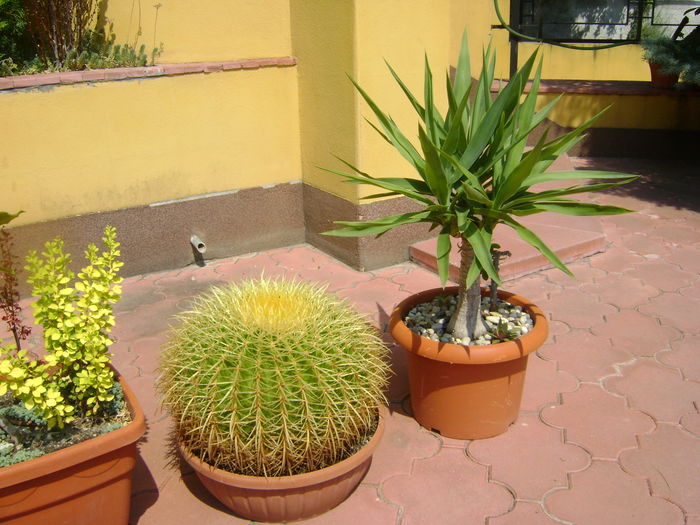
top-left (190, 234), bottom-right (207, 255)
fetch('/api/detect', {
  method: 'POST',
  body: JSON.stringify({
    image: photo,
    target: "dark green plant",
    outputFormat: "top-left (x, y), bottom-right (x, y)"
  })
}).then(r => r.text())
top-left (642, 7), bottom-right (700, 79)
top-left (0, 0), bottom-right (32, 63)
top-left (158, 277), bottom-right (390, 477)
top-left (323, 32), bottom-right (636, 341)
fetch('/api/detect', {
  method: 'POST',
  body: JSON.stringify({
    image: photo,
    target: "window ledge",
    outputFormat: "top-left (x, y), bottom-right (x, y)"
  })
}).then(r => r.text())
top-left (491, 78), bottom-right (700, 96)
top-left (0, 56), bottom-right (297, 91)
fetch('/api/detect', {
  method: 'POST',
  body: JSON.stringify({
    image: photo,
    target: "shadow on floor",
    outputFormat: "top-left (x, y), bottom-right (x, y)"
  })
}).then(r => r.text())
top-left (575, 157), bottom-right (700, 213)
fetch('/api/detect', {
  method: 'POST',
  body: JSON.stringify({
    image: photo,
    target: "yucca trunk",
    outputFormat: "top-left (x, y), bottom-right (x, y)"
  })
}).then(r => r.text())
top-left (446, 242), bottom-right (488, 340)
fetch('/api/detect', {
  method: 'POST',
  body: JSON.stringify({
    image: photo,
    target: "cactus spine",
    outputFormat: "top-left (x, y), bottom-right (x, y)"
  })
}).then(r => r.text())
top-left (158, 277), bottom-right (389, 477)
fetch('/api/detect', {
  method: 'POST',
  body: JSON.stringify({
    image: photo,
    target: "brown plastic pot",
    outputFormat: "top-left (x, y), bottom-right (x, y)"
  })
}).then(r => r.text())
top-left (0, 371), bottom-right (146, 525)
top-left (390, 287), bottom-right (548, 440)
top-left (649, 62), bottom-right (679, 88)
top-left (178, 407), bottom-right (386, 522)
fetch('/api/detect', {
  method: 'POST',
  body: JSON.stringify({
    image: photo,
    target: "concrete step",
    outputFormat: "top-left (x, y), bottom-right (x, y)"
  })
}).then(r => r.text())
top-left (410, 154), bottom-right (606, 282)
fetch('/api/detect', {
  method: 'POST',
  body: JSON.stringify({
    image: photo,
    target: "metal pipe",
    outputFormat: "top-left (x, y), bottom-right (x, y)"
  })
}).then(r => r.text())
top-left (190, 234), bottom-right (206, 255)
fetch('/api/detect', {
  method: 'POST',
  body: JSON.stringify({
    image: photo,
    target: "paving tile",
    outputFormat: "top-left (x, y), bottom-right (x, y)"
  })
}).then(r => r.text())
top-left (520, 355), bottom-right (578, 412)
top-left (588, 244), bottom-right (646, 273)
top-left (389, 266), bottom-right (447, 294)
top-left (267, 244), bottom-right (336, 270)
top-left (591, 309), bottom-right (678, 358)
top-left (154, 266), bottom-right (226, 299)
top-left (547, 320), bottom-right (571, 338)
top-left (212, 253), bottom-right (296, 282)
top-left (381, 448), bottom-right (513, 525)
top-left (667, 246), bottom-right (700, 274)
top-left (658, 335), bottom-right (700, 381)
top-left (616, 233), bottom-right (673, 258)
top-left (116, 278), bottom-right (168, 313)
top-left (488, 501), bottom-right (562, 525)
top-left (113, 298), bottom-right (182, 341)
top-left (579, 273), bottom-right (661, 310)
top-left (541, 384), bottom-right (655, 459)
top-left (540, 262), bottom-right (607, 288)
top-left (681, 411), bottom-right (700, 437)
top-left (604, 358), bottom-right (700, 423)
top-left (294, 261), bottom-right (372, 292)
top-left (468, 413), bottom-right (589, 500)
top-left (542, 288), bottom-right (617, 330)
top-left (131, 470), bottom-right (247, 525)
top-left (504, 272), bottom-right (555, 305)
top-left (545, 461), bottom-right (684, 525)
top-left (385, 343), bottom-right (409, 403)
top-left (638, 292), bottom-right (700, 334)
top-left (336, 278), bottom-right (410, 324)
top-left (128, 334), bottom-right (169, 377)
top-left (132, 416), bottom-right (178, 495)
top-left (303, 484), bottom-right (397, 524)
top-left (620, 423), bottom-right (700, 514)
top-left (540, 329), bottom-right (632, 382)
top-left (625, 260), bottom-right (696, 292)
top-left (647, 222), bottom-right (700, 244)
top-left (364, 408), bottom-right (441, 485)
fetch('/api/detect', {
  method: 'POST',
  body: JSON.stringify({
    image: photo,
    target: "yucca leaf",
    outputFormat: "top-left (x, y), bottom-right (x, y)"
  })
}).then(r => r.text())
top-left (527, 170), bottom-right (637, 186)
top-left (503, 217), bottom-right (573, 276)
top-left (418, 126), bottom-right (449, 204)
top-left (502, 57), bottom-right (542, 177)
top-left (331, 155), bottom-right (433, 194)
top-left (320, 167), bottom-right (433, 205)
top-left (423, 54), bottom-right (440, 143)
top-left (526, 202), bottom-right (634, 216)
top-left (506, 179), bottom-right (638, 207)
top-left (462, 222), bottom-right (501, 284)
top-left (325, 210), bottom-right (433, 237)
top-left (348, 75), bottom-right (426, 172)
top-left (438, 150), bottom-right (490, 202)
top-left (494, 131), bottom-right (548, 206)
top-left (436, 231), bottom-right (452, 287)
top-left (453, 31), bottom-right (471, 101)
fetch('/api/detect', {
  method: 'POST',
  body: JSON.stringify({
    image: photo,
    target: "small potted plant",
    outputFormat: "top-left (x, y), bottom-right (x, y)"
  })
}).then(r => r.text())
top-left (0, 223), bottom-right (146, 525)
top-left (323, 33), bottom-right (636, 439)
top-left (157, 277), bottom-right (390, 522)
top-left (641, 7), bottom-right (700, 87)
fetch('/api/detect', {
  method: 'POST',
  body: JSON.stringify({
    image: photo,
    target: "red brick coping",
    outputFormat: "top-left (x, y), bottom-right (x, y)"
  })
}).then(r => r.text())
top-left (0, 56), bottom-right (297, 91)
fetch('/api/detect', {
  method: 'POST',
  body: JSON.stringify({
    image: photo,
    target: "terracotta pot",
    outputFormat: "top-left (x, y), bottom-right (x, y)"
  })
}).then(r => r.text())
top-left (0, 371), bottom-right (146, 525)
top-left (390, 287), bottom-right (548, 439)
top-left (649, 62), bottom-right (679, 88)
top-left (179, 408), bottom-right (386, 522)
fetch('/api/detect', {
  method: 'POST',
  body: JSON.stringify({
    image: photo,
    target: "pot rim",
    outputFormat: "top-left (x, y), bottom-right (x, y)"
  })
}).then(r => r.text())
top-left (389, 286), bottom-right (549, 365)
top-left (178, 406), bottom-right (387, 491)
top-left (0, 367), bottom-right (146, 486)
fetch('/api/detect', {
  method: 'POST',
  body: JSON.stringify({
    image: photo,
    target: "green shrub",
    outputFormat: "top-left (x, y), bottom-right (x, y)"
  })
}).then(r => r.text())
top-left (158, 277), bottom-right (390, 477)
top-left (0, 226), bottom-right (123, 429)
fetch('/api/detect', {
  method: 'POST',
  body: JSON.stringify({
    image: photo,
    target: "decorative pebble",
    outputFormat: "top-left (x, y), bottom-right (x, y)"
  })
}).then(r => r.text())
top-left (405, 294), bottom-right (533, 346)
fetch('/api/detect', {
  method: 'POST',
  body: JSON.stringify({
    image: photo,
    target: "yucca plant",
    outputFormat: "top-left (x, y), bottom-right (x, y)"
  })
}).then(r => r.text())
top-left (157, 277), bottom-right (389, 477)
top-left (323, 32), bottom-right (636, 341)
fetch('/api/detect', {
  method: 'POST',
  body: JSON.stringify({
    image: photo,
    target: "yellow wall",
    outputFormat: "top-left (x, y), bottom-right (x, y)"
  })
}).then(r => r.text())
top-left (1, 0), bottom-right (691, 229)
top-left (0, 67), bottom-right (301, 226)
top-left (292, 0), bottom-right (462, 203)
top-left (289, 0), bottom-right (357, 201)
top-left (353, 0), bottom-right (454, 201)
top-left (540, 92), bottom-right (700, 130)
top-left (103, 0), bottom-right (293, 63)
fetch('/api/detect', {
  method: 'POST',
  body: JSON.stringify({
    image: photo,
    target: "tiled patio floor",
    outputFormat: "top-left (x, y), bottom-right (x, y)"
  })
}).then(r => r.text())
top-left (8, 157), bottom-right (700, 524)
